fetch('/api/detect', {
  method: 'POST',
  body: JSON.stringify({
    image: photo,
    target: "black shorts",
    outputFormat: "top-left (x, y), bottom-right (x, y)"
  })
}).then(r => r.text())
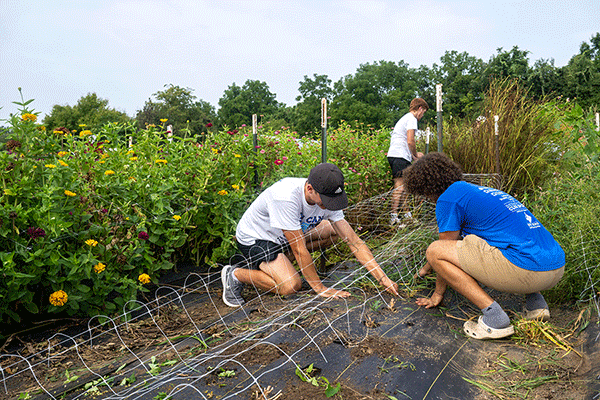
top-left (236, 240), bottom-right (291, 270)
top-left (387, 157), bottom-right (411, 178)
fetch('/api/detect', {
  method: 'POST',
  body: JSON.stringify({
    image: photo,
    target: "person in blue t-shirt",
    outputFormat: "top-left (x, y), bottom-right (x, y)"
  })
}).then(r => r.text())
top-left (403, 152), bottom-right (565, 340)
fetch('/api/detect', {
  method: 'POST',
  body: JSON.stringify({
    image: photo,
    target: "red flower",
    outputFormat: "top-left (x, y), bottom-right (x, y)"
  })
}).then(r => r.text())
top-left (138, 231), bottom-right (149, 240)
top-left (206, 122), bottom-right (213, 128)
top-left (274, 159), bottom-right (284, 165)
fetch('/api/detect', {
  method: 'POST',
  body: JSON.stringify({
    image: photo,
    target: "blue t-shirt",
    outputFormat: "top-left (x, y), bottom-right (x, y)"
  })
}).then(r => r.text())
top-left (436, 181), bottom-right (565, 272)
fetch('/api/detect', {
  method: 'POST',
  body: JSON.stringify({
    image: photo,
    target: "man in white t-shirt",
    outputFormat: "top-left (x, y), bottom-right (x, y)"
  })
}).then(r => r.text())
top-left (221, 163), bottom-right (399, 307)
top-left (387, 98), bottom-right (428, 226)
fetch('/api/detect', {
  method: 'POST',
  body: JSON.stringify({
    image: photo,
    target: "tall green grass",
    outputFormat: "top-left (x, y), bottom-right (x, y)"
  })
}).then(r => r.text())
top-left (434, 78), bottom-right (562, 195)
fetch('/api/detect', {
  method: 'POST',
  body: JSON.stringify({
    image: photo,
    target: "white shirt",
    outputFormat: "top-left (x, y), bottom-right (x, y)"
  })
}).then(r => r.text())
top-left (235, 178), bottom-right (345, 246)
top-left (387, 111), bottom-right (418, 161)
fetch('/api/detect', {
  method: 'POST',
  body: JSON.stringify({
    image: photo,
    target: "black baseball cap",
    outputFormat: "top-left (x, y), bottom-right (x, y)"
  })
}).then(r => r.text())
top-left (308, 163), bottom-right (348, 211)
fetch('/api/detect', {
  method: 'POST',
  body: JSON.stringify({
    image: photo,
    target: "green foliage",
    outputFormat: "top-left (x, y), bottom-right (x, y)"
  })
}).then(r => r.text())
top-left (217, 80), bottom-right (280, 128)
top-left (440, 78), bottom-right (562, 195)
top-left (42, 93), bottom-right (132, 133)
top-left (135, 84), bottom-right (216, 137)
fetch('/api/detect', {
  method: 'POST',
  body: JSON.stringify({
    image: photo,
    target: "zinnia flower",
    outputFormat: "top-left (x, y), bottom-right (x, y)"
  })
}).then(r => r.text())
top-left (173, 215), bottom-right (181, 221)
top-left (64, 190), bottom-right (77, 197)
top-left (26, 227), bottom-right (46, 240)
top-left (85, 239), bottom-right (99, 247)
top-left (138, 231), bottom-right (149, 240)
top-left (138, 273), bottom-right (151, 285)
top-left (218, 190), bottom-right (228, 196)
top-left (57, 151), bottom-right (68, 157)
top-left (79, 130), bottom-right (93, 137)
top-left (274, 159), bottom-right (284, 165)
top-left (155, 159), bottom-right (167, 164)
top-left (46, 164), bottom-right (57, 168)
top-left (234, 154), bottom-right (241, 158)
top-left (94, 262), bottom-right (106, 273)
top-left (232, 184), bottom-right (240, 190)
top-left (206, 122), bottom-right (213, 128)
top-left (104, 170), bottom-right (115, 175)
top-left (59, 160), bottom-right (68, 167)
top-left (160, 118), bottom-right (168, 123)
top-left (130, 157), bottom-right (138, 161)
top-left (21, 113), bottom-right (37, 122)
top-left (49, 290), bottom-right (68, 306)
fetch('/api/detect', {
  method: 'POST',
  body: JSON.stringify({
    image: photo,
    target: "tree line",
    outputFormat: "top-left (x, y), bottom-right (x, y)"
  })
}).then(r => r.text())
top-left (41, 33), bottom-right (599, 137)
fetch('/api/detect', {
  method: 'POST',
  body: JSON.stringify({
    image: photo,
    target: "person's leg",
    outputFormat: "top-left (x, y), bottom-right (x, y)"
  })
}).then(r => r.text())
top-left (426, 240), bottom-right (495, 309)
top-left (390, 176), bottom-right (404, 218)
top-left (235, 253), bottom-right (302, 296)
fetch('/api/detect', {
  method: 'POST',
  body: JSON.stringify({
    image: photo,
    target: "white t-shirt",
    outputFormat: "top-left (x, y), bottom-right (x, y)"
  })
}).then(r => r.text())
top-left (387, 111), bottom-right (418, 161)
top-left (235, 178), bottom-right (345, 246)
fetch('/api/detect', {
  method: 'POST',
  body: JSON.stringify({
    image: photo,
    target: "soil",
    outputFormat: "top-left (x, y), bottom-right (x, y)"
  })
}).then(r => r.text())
top-left (0, 276), bottom-right (598, 400)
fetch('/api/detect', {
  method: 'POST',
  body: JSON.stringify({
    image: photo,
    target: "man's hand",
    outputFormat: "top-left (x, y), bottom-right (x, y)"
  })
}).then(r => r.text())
top-left (315, 286), bottom-right (350, 299)
top-left (416, 291), bottom-right (444, 309)
top-left (379, 276), bottom-right (399, 296)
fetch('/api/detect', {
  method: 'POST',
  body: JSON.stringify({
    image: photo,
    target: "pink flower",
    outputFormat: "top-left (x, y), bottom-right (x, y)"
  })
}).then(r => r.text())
top-left (274, 159), bottom-right (284, 165)
top-left (260, 149), bottom-right (266, 154)
top-left (206, 123), bottom-right (213, 128)
top-left (138, 231), bottom-right (149, 240)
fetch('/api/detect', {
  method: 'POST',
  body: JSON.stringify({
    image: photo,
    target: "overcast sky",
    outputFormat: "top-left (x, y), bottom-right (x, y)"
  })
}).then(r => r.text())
top-left (1, 0), bottom-right (598, 121)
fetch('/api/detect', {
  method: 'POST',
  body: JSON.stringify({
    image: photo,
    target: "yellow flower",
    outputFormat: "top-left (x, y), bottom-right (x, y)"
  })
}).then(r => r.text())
top-left (98, 160), bottom-right (105, 164)
top-left (94, 262), bottom-right (106, 273)
top-left (101, 153), bottom-right (109, 159)
top-left (232, 184), bottom-right (240, 190)
top-left (79, 130), bottom-right (92, 137)
top-left (37, 125), bottom-right (46, 131)
top-left (45, 164), bottom-right (56, 168)
top-left (64, 190), bottom-right (77, 197)
top-left (129, 177), bottom-right (137, 181)
top-left (138, 273), bottom-right (151, 285)
top-left (104, 170), bottom-right (115, 176)
top-left (79, 124), bottom-right (87, 127)
top-left (126, 150), bottom-right (135, 155)
top-left (21, 113), bottom-right (37, 122)
top-left (160, 118), bottom-right (168, 123)
top-left (218, 190), bottom-right (228, 196)
top-left (155, 159), bottom-right (167, 164)
top-left (59, 160), bottom-right (68, 167)
top-left (234, 153), bottom-right (241, 158)
top-left (54, 130), bottom-right (64, 135)
top-left (49, 290), bottom-right (68, 306)
top-left (211, 148), bottom-right (219, 155)
top-left (173, 215), bottom-right (181, 221)
top-left (130, 157), bottom-right (138, 161)
top-left (85, 239), bottom-right (98, 247)
top-left (58, 151), bottom-right (69, 157)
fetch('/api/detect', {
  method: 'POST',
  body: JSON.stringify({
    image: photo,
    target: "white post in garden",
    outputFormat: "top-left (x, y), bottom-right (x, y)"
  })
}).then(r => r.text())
top-left (129, 136), bottom-right (133, 148)
top-left (167, 125), bottom-right (173, 142)
top-left (321, 98), bottom-right (327, 163)
top-left (494, 115), bottom-right (501, 175)
top-left (436, 84), bottom-right (443, 152)
top-left (425, 126), bottom-right (431, 154)
top-left (596, 112), bottom-right (599, 131)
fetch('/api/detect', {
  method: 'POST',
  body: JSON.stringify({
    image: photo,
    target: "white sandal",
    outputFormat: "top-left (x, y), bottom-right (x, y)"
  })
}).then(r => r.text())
top-left (463, 316), bottom-right (514, 340)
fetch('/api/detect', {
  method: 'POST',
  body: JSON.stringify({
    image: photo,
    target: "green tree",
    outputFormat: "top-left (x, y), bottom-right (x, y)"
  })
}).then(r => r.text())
top-left (483, 46), bottom-right (531, 86)
top-left (43, 93), bottom-right (131, 133)
top-left (217, 80), bottom-right (280, 128)
top-left (527, 58), bottom-right (562, 100)
top-left (560, 33), bottom-right (600, 110)
top-left (331, 60), bottom-right (424, 128)
top-left (430, 51), bottom-right (485, 119)
top-left (136, 84), bottom-right (216, 136)
top-left (294, 74), bottom-right (334, 135)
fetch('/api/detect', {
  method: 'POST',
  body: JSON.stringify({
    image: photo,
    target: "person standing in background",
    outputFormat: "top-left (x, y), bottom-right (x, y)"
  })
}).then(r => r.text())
top-left (387, 98), bottom-right (429, 226)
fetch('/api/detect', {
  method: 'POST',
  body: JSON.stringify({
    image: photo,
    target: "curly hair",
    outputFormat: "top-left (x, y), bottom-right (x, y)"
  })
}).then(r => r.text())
top-left (403, 152), bottom-right (463, 197)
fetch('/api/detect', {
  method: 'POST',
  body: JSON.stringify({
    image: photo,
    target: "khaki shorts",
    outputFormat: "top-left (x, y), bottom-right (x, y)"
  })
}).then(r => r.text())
top-left (456, 235), bottom-right (564, 294)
